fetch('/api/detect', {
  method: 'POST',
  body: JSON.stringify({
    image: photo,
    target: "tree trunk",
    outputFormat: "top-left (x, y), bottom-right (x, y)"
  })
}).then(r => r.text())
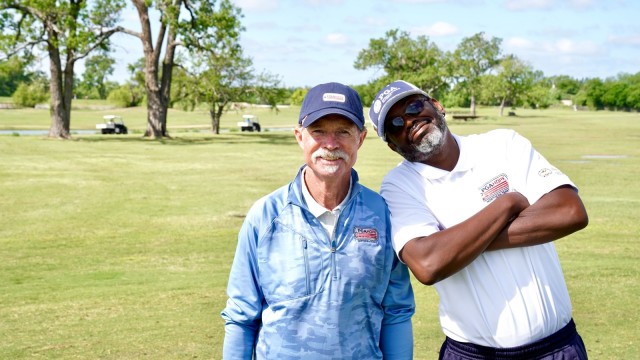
top-left (499, 98), bottom-right (505, 117)
top-left (145, 89), bottom-right (167, 138)
top-left (209, 101), bottom-right (228, 134)
top-left (470, 94), bottom-right (477, 117)
top-left (133, 0), bottom-right (169, 139)
top-left (133, 0), bottom-right (179, 139)
top-left (210, 109), bottom-right (220, 134)
top-left (47, 36), bottom-right (72, 139)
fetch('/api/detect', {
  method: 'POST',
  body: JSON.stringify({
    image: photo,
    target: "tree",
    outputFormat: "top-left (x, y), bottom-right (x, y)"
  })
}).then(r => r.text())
top-left (354, 29), bottom-right (448, 98)
top-left (602, 79), bottom-right (627, 110)
top-left (76, 52), bottom-right (115, 99)
top-left (549, 75), bottom-right (581, 99)
top-left (524, 77), bottom-right (558, 110)
top-left (451, 32), bottom-right (502, 116)
top-left (492, 55), bottom-right (537, 115)
top-left (623, 72), bottom-right (640, 111)
top-left (289, 88), bottom-right (307, 106)
top-left (118, 0), bottom-right (244, 138)
top-left (575, 78), bottom-right (605, 110)
top-left (0, 0), bottom-right (125, 139)
top-left (12, 79), bottom-right (48, 107)
top-left (176, 43), bottom-right (285, 134)
top-left (0, 56), bottom-right (32, 96)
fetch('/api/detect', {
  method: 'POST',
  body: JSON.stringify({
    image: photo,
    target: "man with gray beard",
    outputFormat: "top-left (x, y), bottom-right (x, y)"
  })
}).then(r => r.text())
top-left (222, 82), bottom-right (415, 359)
top-left (368, 80), bottom-right (589, 360)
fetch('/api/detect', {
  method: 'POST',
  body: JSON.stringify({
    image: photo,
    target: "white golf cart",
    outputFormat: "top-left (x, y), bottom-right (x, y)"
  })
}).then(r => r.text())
top-left (236, 114), bottom-right (261, 132)
top-left (96, 115), bottom-right (128, 134)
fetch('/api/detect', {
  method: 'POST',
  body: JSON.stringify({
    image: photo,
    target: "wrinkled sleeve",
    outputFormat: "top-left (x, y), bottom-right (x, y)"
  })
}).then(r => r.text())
top-left (221, 209), bottom-right (264, 359)
top-left (380, 210), bottom-right (415, 359)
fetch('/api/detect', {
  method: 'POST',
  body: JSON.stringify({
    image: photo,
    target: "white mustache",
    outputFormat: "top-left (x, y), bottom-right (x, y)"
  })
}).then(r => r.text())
top-left (312, 149), bottom-right (349, 162)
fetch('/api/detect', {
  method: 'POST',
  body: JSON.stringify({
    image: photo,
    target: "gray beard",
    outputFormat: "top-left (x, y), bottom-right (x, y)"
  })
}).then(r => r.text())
top-left (401, 118), bottom-right (447, 163)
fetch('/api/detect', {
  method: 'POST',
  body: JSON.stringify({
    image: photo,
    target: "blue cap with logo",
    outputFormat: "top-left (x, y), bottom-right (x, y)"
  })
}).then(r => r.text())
top-left (299, 82), bottom-right (365, 130)
top-left (368, 80), bottom-right (430, 142)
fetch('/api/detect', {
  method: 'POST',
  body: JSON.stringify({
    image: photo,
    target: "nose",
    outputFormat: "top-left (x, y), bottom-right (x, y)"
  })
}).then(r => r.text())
top-left (321, 132), bottom-right (340, 150)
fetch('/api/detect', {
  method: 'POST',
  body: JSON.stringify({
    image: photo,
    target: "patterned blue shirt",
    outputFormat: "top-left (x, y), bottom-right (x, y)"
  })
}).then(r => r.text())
top-left (221, 166), bottom-right (415, 359)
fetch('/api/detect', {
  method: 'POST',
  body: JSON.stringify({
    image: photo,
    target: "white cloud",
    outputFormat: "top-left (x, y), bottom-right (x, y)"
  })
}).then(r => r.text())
top-left (505, 37), bottom-right (535, 50)
top-left (568, 0), bottom-right (596, 10)
top-left (549, 39), bottom-right (600, 55)
top-left (506, 36), bottom-right (600, 56)
top-left (608, 35), bottom-right (640, 46)
top-left (505, 0), bottom-right (599, 11)
top-left (505, 0), bottom-right (553, 11)
top-left (325, 33), bottom-right (350, 45)
top-left (412, 22), bottom-right (458, 37)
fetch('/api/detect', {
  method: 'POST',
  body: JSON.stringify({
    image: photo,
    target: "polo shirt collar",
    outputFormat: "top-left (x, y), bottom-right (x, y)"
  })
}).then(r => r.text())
top-left (403, 133), bottom-right (474, 180)
top-left (301, 168), bottom-right (352, 216)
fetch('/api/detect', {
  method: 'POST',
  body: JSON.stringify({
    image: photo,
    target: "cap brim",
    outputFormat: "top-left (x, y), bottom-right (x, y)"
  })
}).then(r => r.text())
top-left (301, 108), bottom-right (364, 129)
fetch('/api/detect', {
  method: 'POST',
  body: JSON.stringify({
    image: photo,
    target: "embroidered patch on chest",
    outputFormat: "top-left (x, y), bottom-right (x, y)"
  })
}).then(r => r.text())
top-left (479, 173), bottom-right (510, 202)
top-left (538, 167), bottom-right (563, 177)
top-left (354, 227), bottom-right (379, 243)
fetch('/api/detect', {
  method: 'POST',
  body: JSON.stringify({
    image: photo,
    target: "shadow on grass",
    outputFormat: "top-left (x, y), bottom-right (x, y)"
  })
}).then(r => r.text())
top-left (76, 132), bottom-right (297, 146)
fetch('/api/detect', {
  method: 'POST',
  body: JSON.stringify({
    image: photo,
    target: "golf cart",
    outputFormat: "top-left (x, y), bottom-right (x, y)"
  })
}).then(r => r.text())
top-left (96, 115), bottom-right (128, 134)
top-left (237, 114), bottom-right (261, 132)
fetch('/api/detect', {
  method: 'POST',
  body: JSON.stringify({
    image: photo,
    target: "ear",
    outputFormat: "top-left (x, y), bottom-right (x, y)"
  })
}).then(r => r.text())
top-left (294, 126), bottom-right (305, 149)
top-left (357, 127), bottom-right (367, 149)
top-left (429, 98), bottom-right (446, 116)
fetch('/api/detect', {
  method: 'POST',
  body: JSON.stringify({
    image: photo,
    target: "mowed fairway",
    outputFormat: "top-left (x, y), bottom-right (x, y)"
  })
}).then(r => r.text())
top-left (1, 106), bottom-right (638, 359)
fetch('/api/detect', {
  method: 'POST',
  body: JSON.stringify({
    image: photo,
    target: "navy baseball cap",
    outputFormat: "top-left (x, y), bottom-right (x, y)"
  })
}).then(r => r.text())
top-left (299, 82), bottom-right (365, 130)
top-left (368, 80), bottom-right (431, 142)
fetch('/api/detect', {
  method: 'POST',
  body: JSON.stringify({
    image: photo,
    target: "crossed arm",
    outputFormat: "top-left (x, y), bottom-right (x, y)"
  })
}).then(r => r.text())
top-left (400, 186), bottom-right (588, 285)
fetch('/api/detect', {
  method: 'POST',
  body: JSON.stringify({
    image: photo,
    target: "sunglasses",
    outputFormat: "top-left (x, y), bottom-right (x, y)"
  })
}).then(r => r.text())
top-left (385, 98), bottom-right (430, 136)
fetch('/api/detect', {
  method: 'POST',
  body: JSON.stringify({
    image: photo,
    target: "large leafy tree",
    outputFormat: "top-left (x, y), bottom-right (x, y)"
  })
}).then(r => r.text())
top-left (451, 32), bottom-right (502, 116)
top-left (119, 0), bottom-right (244, 138)
top-left (354, 29), bottom-right (448, 99)
top-left (0, 0), bottom-right (125, 138)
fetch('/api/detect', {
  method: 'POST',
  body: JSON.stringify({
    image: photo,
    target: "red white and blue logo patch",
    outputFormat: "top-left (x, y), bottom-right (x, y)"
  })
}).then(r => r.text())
top-left (354, 227), bottom-right (379, 243)
top-left (479, 173), bottom-right (510, 202)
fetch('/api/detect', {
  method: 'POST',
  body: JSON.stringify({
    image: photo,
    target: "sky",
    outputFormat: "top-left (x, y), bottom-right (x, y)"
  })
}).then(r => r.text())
top-left (105, 0), bottom-right (640, 88)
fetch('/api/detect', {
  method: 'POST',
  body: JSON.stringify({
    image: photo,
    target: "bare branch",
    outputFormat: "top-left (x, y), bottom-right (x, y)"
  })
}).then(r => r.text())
top-left (73, 26), bottom-right (125, 62)
top-left (116, 26), bottom-right (143, 39)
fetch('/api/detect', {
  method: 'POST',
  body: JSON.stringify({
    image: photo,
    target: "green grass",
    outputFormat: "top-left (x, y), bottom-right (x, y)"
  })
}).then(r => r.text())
top-left (0, 105), bottom-right (639, 359)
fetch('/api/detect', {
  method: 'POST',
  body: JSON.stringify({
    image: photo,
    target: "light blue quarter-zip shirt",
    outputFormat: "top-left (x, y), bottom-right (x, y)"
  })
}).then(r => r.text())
top-left (221, 166), bottom-right (415, 359)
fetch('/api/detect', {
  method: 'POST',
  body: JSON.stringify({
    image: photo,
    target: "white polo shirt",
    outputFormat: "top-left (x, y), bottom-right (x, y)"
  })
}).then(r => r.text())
top-left (381, 129), bottom-right (576, 347)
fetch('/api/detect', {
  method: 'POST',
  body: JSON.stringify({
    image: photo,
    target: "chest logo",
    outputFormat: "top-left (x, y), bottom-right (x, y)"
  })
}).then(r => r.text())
top-left (479, 173), bottom-right (510, 202)
top-left (538, 167), bottom-right (563, 177)
top-left (354, 227), bottom-right (379, 243)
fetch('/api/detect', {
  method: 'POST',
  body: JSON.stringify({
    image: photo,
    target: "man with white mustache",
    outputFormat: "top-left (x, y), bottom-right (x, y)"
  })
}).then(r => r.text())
top-left (369, 80), bottom-right (589, 360)
top-left (222, 82), bottom-right (415, 359)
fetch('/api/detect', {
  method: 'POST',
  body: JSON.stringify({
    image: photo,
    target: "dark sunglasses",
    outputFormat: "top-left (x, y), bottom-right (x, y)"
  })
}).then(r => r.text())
top-left (386, 98), bottom-right (430, 136)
